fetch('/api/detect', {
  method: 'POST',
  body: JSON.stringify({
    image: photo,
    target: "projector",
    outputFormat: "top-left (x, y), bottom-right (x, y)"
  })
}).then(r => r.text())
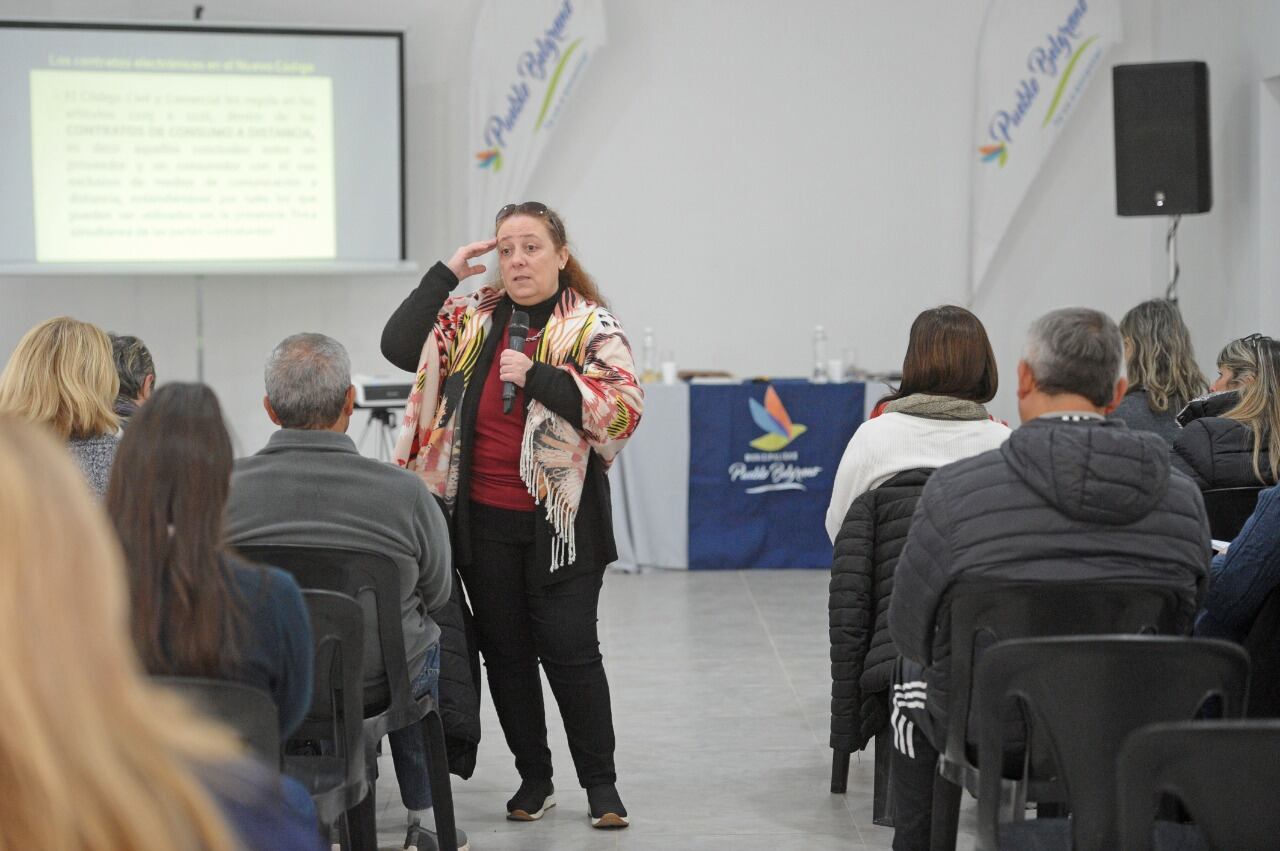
top-left (353, 374), bottom-right (413, 408)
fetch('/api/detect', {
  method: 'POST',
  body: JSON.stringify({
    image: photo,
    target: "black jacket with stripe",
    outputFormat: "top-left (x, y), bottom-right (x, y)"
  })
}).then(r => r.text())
top-left (829, 468), bottom-right (933, 753)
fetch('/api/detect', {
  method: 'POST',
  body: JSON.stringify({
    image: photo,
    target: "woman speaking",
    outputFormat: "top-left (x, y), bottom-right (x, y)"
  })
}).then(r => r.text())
top-left (382, 202), bottom-right (643, 831)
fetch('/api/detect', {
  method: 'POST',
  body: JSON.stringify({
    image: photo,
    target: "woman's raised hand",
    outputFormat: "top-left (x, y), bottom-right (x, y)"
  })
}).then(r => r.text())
top-left (445, 238), bottom-right (499, 282)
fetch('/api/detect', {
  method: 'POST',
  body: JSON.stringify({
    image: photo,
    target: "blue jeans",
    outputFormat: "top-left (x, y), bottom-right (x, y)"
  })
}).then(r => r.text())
top-left (387, 641), bottom-right (440, 811)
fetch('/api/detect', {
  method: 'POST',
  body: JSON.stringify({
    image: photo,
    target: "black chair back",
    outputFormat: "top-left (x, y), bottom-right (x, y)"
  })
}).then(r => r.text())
top-left (1119, 720), bottom-right (1280, 851)
top-left (239, 545), bottom-right (459, 851)
top-left (155, 676), bottom-right (280, 767)
top-left (938, 581), bottom-right (1187, 784)
top-left (976, 637), bottom-right (1248, 851)
top-left (1201, 486), bottom-right (1264, 541)
top-left (928, 581), bottom-right (1190, 850)
top-left (236, 544), bottom-right (415, 736)
top-left (285, 589), bottom-right (368, 830)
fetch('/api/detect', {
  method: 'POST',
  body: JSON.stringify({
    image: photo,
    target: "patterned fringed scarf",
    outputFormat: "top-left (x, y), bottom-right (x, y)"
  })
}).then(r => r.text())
top-left (393, 285), bottom-right (643, 571)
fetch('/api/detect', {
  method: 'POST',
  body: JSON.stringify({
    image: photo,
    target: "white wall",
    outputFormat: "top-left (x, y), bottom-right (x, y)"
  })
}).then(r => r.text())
top-left (1145, 0), bottom-right (1280, 385)
top-left (0, 0), bottom-right (1276, 440)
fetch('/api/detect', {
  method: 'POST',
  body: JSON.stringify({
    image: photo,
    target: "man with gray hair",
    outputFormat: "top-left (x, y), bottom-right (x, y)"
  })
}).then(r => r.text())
top-left (883, 308), bottom-right (1209, 851)
top-left (225, 332), bottom-right (466, 850)
top-left (109, 333), bottom-right (155, 425)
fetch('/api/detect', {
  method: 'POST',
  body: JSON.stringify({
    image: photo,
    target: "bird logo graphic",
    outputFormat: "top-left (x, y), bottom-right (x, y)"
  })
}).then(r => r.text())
top-left (748, 386), bottom-right (808, 452)
top-left (476, 148), bottom-right (503, 171)
top-left (979, 142), bottom-right (1007, 167)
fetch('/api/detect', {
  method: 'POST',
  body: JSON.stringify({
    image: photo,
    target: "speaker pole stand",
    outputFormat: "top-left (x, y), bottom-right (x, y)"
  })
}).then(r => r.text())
top-left (1165, 214), bottom-right (1182, 302)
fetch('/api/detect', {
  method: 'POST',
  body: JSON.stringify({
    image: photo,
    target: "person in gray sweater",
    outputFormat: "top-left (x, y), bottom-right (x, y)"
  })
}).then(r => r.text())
top-left (885, 308), bottom-right (1209, 851)
top-left (224, 333), bottom-right (462, 849)
top-left (1108, 299), bottom-right (1207, 445)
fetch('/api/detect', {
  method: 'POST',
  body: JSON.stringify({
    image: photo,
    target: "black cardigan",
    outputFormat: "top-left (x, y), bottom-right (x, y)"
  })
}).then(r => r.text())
top-left (381, 262), bottom-right (618, 585)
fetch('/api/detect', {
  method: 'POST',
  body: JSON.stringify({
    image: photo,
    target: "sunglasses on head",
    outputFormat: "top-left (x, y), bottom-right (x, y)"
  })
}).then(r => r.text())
top-left (495, 201), bottom-right (565, 242)
top-left (495, 201), bottom-right (550, 224)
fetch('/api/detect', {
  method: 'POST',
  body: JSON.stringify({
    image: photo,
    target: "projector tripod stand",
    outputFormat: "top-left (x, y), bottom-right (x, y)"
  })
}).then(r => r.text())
top-left (357, 406), bottom-right (402, 462)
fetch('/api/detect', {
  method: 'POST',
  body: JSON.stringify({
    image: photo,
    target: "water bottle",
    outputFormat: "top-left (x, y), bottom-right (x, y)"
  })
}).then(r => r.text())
top-left (640, 326), bottom-right (658, 383)
top-left (843, 346), bottom-right (860, 380)
top-left (812, 325), bottom-right (828, 383)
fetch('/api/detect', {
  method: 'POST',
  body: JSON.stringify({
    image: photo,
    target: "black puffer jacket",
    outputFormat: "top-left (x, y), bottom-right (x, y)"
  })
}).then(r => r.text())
top-left (1172, 416), bottom-right (1275, 490)
top-left (888, 418), bottom-right (1208, 728)
top-left (829, 468), bottom-right (933, 753)
top-left (434, 567), bottom-right (482, 778)
top-left (1177, 390), bottom-right (1240, 426)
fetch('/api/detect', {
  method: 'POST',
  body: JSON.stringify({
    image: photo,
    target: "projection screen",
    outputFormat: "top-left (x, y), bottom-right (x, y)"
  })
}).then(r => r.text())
top-left (0, 20), bottom-right (405, 273)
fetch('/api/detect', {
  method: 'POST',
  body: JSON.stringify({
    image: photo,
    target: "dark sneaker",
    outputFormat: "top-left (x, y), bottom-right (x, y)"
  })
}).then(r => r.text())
top-left (586, 783), bottom-right (629, 829)
top-left (403, 819), bottom-right (469, 851)
top-left (506, 778), bottom-right (556, 821)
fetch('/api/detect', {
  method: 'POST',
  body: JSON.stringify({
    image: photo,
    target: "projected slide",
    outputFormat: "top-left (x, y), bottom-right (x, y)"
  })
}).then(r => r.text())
top-left (0, 23), bottom-right (404, 271)
top-left (30, 68), bottom-right (336, 262)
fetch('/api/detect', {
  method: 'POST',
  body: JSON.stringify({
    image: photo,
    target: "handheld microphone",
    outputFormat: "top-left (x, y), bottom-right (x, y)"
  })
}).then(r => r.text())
top-left (503, 310), bottom-right (530, 414)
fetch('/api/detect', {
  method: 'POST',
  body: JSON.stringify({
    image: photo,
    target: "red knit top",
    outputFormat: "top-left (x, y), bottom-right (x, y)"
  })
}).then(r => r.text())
top-left (469, 325), bottom-right (541, 511)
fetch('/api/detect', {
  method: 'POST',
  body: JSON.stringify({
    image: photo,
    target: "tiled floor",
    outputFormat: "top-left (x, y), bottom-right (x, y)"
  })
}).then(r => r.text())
top-left (372, 569), bottom-right (978, 850)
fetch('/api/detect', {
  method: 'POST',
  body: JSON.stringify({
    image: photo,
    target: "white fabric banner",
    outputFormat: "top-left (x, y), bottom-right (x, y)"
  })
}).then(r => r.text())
top-left (970, 0), bottom-right (1121, 294)
top-left (467, 0), bottom-right (606, 241)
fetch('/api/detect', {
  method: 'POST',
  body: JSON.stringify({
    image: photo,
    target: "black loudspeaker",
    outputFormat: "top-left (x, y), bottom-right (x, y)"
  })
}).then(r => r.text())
top-left (1113, 61), bottom-right (1211, 216)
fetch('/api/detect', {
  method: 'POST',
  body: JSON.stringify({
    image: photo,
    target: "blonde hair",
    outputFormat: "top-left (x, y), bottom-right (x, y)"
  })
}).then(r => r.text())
top-left (1217, 334), bottom-right (1271, 389)
top-left (0, 416), bottom-right (244, 851)
top-left (1119, 299), bottom-right (1207, 414)
top-left (0, 317), bottom-right (119, 439)
top-left (1224, 337), bottom-right (1280, 484)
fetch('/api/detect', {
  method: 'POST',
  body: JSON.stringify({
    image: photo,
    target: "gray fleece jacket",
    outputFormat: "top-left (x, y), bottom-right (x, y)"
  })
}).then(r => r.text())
top-left (225, 429), bottom-right (452, 689)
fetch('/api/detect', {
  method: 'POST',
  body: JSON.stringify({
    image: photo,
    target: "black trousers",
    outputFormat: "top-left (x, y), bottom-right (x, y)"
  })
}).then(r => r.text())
top-left (890, 722), bottom-right (940, 851)
top-left (462, 502), bottom-right (616, 788)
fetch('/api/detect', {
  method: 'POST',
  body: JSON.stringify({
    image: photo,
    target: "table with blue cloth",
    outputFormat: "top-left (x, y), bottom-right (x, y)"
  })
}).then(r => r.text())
top-left (609, 379), bottom-right (875, 570)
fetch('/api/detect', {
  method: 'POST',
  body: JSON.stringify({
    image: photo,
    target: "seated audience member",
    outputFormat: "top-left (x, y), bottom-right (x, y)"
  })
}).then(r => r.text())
top-left (1196, 486), bottom-right (1280, 641)
top-left (1109, 298), bottom-right (1206, 444)
top-left (886, 308), bottom-right (1208, 851)
top-left (110, 332), bottom-right (156, 425)
top-left (224, 332), bottom-right (463, 851)
top-left (0, 416), bottom-right (323, 851)
top-left (0, 316), bottom-right (120, 495)
top-left (825, 305), bottom-right (1010, 541)
top-left (1178, 333), bottom-right (1270, 426)
top-left (106, 382), bottom-right (313, 739)
top-left (1172, 336), bottom-right (1280, 489)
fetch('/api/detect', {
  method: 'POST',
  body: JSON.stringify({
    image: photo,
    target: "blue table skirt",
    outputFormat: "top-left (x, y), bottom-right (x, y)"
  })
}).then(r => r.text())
top-left (687, 380), bottom-right (865, 569)
top-left (609, 380), bottom-right (875, 570)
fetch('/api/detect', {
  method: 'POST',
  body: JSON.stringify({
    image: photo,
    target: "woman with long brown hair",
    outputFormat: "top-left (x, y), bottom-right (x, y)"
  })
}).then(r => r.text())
top-left (106, 382), bottom-right (314, 739)
top-left (0, 415), bottom-right (322, 851)
top-left (1110, 299), bottom-right (1207, 444)
top-left (382, 202), bottom-right (643, 830)
top-left (825, 305), bottom-right (1010, 540)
